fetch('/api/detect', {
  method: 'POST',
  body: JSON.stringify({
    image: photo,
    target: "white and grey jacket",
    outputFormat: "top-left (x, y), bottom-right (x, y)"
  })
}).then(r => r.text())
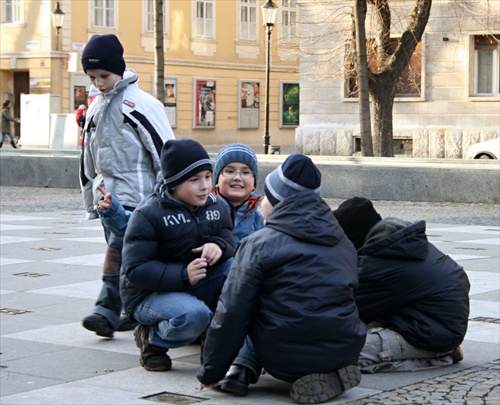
top-left (81, 69), bottom-right (174, 209)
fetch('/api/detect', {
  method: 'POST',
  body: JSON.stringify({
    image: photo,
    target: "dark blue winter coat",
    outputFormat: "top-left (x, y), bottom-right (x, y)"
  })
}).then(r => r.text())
top-left (198, 191), bottom-right (366, 384)
top-left (120, 186), bottom-right (235, 319)
top-left (356, 218), bottom-right (470, 353)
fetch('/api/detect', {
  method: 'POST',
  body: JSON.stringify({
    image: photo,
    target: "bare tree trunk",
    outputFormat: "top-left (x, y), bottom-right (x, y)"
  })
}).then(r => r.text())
top-left (366, 0), bottom-right (432, 156)
top-left (154, 0), bottom-right (165, 103)
top-left (353, 0), bottom-right (373, 156)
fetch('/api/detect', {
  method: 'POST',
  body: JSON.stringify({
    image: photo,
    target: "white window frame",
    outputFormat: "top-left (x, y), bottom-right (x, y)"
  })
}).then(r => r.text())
top-left (92, 0), bottom-right (116, 29)
top-left (144, 0), bottom-right (168, 34)
top-left (193, 0), bottom-right (215, 39)
top-left (1, 0), bottom-right (23, 24)
top-left (278, 0), bottom-right (297, 45)
top-left (238, 0), bottom-right (257, 42)
top-left (473, 35), bottom-right (500, 97)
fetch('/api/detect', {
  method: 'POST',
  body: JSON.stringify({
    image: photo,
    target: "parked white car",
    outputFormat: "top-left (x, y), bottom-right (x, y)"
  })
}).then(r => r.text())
top-left (464, 138), bottom-right (500, 159)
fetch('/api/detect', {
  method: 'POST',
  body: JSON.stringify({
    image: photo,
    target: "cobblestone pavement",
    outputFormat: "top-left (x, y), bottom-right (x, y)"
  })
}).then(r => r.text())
top-left (1, 186), bottom-right (499, 226)
top-left (345, 360), bottom-right (500, 404)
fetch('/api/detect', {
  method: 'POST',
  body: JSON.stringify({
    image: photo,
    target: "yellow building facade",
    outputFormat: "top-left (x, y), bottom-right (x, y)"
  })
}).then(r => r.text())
top-left (0, 0), bottom-right (300, 150)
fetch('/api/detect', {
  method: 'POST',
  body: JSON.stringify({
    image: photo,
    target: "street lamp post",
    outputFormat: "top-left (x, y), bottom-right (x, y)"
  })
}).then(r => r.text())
top-left (261, 0), bottom-right (277, 155)
top-left (51, 2), bottom-right (65, 51)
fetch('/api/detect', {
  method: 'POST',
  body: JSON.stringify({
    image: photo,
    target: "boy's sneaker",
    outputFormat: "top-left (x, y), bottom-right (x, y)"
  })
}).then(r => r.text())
top-left (438, 346), bottom-right (463, 364)
top-left (289, 364), bottom-right (361, 404)
top-left (82, 314), bottom-right (114, 338)
top-left (133, 324), bottom-right (172, 372)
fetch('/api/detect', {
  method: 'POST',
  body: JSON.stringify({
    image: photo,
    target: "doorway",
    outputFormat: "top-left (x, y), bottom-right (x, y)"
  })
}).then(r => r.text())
top-left (13, 72), bottom-right (29, 138)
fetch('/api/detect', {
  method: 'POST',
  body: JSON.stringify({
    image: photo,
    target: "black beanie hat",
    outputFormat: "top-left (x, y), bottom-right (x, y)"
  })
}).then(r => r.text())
top-left (264, 154), bottom-right (321, 206)
top-left (81, 34), bottom-right (126, 76)
top-left (161, 138), bottom-right (212, 188)
top-left (333, 197), bottom-right (382, 250)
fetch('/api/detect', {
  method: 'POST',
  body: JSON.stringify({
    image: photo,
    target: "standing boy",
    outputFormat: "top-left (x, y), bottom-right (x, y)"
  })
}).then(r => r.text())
top-left (121, 138), bottom-right (235, 372)
top-left (198, 154), bottom-right (365, 404)
top-left (80, 34), bottom-right (175, 338)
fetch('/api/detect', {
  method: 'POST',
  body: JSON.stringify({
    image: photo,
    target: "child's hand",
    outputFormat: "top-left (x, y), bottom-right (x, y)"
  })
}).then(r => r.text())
top-left (187, 258), bottom-right (208, 285)
top-left (96, 185), bottom-right (112, 211)
top-left (192, 243), bottom-right (222, 266)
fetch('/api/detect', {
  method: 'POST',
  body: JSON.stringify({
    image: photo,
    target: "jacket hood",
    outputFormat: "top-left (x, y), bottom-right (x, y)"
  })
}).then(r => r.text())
top-left (359, 219), bottom-right (428, 259)
top-left (266, 191), bottom-right (343, 246)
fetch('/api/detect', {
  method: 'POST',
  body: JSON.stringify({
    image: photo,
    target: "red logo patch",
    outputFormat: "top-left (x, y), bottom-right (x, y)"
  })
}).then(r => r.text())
top-left (123, 99), bottom-right (135, 108)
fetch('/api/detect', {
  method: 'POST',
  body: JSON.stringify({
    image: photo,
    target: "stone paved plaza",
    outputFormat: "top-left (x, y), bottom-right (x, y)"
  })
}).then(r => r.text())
top-left (0, 187), bottom-right (499, 404)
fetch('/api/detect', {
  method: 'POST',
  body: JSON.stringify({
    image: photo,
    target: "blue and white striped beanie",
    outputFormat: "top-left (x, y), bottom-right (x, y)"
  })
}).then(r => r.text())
top-left (161, 138), bottom-right (212, 188)
top-left (214, 143), bottom-right (259, 187)
top-left (264, 154), bottom-right (321, 206)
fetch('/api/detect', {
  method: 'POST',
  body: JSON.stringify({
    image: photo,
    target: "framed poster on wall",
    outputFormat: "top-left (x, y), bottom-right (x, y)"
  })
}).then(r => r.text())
top-left (238, 80), bottom-right (260, 129)
top-left (280, 81), bottom-right (300, 128)
top-left (164, 77), bottom-right (177, 128)
top-left (193, 78), bottom-right (216, 128)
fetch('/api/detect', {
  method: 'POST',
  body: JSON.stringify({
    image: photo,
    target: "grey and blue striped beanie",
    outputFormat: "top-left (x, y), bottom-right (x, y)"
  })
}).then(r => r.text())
top-left (161, 138), bottom-right (212, 188)
top-left (214, 143), bottom-right (259, 187)
top-left (264, 154), bottom-right (321, 206)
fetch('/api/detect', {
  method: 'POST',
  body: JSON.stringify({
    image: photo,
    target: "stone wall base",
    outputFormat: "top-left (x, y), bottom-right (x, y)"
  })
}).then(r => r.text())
top-left (296, 127), bottom-right (499, 158)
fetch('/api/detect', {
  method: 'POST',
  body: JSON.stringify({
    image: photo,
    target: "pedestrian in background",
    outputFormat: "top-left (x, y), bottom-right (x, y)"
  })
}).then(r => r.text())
top-left (334, 197), bottom-right (470, 373)
top-left (79, 34), bottom-right (175, 339)
top-left (1, 99), bottom-right (20, 149)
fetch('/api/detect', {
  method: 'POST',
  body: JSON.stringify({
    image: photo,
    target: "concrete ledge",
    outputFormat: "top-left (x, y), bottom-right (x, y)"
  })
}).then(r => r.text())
top-left (1, 150), bottom-right (499, 204)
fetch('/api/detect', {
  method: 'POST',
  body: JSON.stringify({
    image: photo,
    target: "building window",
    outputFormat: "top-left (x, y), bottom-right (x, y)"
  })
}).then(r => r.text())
top-left (474, 35), bottom-right (500, 96)
top-left (345, 38), bottom-right (422, 98)
top-left (1, 0), bottom-right (23, 24)
top-left (238, 0), bottom-right (257, 41)
top-left (279, 0), bottom-right (297, 45)
top-left (194, 0), bottom-right (214, 38)
top-left (145, 0), bottom-right (168, 33)
top-left (92, 0), bottom-right (115, 28)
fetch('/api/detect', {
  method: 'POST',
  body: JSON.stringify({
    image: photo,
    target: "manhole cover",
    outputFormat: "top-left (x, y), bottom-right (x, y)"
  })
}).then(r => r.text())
top-left (0, 308), bottom-right (33, 315)
top-left (14, 272), bottom-right (49, 277)
top-left (141, 392), bottom-right (208, 404)
top-left (470, 316), bottom-right (500, 324)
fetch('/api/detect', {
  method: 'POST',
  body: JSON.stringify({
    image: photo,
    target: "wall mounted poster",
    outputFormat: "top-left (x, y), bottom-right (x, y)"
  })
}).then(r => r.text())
top-left (164, 77), bottom-right (177, 128)
top-left (194, 78), bottom-right (216, 128)
top-left (280, 81), bottom-right (300, 128)
top-left (238, 80), bottom-right (260, 129)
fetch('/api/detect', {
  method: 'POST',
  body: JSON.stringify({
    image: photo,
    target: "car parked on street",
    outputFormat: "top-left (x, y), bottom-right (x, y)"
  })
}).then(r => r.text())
top-left (464, 138), bottom-right (500, 159)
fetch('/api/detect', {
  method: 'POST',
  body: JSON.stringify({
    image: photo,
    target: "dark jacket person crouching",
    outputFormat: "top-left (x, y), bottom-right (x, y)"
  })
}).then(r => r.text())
top-left (334, 197), bottom-right (470, 373)
top-left (198, 154), bottom-right (366, 404)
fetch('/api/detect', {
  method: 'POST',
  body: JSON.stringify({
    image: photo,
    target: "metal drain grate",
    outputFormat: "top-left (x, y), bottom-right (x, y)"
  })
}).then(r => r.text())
top-left (141, 392), bottom-right (208, 404)
top-left (14, 272), bottom-right (49, 277)
top-left (470, 317), bottom-right (500, 324)
top-left (0, 308), bottom-right (33, 315)
top-left (31, 247), bottom-right (61, 251)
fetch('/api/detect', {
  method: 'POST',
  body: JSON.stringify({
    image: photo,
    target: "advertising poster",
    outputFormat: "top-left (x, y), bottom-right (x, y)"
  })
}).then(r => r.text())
top-left (238, 80), bottom-right (260, 129)
top-left (193, 79), bottom-right (216, 128)
top-left (164, 77), bottom-right (177, 128)
top-left (280, 81), bottom-right (300, 128)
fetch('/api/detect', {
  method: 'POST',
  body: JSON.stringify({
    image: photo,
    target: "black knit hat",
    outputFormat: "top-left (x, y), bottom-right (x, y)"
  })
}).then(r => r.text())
top-left (81, 34), bottom-right (126, 76)
top-left (264, 154), bottom-right (321, 206)
top-left (333, 197), bottom-right (382, 250)
top-left (161, 138), bottom-right (212, 188)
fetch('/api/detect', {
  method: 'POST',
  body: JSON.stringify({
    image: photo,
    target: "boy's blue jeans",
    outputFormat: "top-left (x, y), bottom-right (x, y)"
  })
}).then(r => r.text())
top-left (132, 258), bottom-right (232, 350)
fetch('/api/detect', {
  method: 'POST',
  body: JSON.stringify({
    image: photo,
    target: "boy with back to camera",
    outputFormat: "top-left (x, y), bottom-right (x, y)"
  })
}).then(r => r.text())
top-left (79, 34), bottom-right (175, 338)
top-left (120, 138), bottom-right (235, 372)
top-left (198, 154), bottom-right (366, 404)
top-left (333, 197), bottom-right (470, 373)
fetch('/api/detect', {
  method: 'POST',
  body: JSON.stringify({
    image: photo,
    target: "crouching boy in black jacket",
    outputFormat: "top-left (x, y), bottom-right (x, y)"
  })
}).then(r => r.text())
top-left (121, 138), bottom-right (235, 372)
top-left (198, 154), bottom-right (365, 404)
